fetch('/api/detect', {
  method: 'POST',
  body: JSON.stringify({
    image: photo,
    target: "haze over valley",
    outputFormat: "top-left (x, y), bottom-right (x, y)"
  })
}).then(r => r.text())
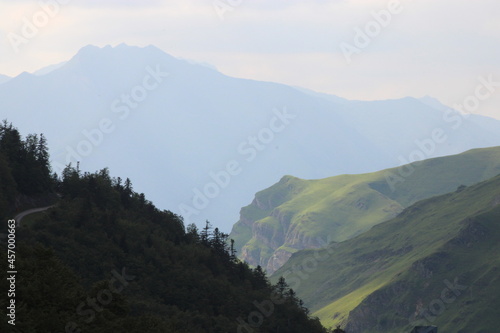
top-left (1, 1), bottom-right (499, 332)
top-left (2, 44), bottom-right (500, 232)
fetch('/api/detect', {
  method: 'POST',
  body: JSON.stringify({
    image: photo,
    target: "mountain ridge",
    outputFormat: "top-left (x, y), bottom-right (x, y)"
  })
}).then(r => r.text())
top-left (271, 172), bottom-right (500, 332)
top-left (230, 146), bottom-right (500, 273)
top-left (2, 44), bottom-right (500, 231)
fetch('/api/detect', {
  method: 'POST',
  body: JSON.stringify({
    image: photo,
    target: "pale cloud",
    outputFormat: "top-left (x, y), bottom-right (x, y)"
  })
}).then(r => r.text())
top-left (0, 0), bottom-right (498, 118)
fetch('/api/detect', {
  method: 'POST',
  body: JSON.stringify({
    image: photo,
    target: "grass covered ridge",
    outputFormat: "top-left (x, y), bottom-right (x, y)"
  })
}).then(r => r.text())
top-left (231, 146), bottom-right (500, 273)
top-left (272, 173), bottom-right (500, 332)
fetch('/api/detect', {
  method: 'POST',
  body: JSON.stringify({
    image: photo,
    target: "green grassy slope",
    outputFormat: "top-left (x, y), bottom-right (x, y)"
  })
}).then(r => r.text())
top-left (271, 174), bottom-right (500, 332)
top-left (230, 146), bottom-right (500, 273)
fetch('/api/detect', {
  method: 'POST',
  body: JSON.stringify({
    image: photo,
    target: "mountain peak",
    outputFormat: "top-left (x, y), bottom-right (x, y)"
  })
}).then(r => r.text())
top-left (64, 43), bottom-right (217, 79)
top-left (72, 43), bottom-right (176, 61)
top-left (418, 95), bottom-right (450, 112)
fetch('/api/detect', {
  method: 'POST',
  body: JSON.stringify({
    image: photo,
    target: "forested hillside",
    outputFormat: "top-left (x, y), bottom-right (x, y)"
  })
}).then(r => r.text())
top-left (0, 120), bottom-right (57, 219)
top-left (0, 122), bottom-right (326, 333)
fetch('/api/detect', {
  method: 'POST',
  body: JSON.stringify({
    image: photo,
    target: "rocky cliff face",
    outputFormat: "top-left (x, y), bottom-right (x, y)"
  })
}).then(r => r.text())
top-left (238, 198), bottom-right (328, 273)
top-left (232, 176), bottom-right (326, 273)
top-left (230, 174), bottom-right (405, 274)
top-left (240, 219), bottom-right (328, 274)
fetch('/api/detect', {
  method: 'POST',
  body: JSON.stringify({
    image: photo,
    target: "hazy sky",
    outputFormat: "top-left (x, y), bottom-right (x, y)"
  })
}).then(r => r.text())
top-left (1, 0), bottom-right (499, 118)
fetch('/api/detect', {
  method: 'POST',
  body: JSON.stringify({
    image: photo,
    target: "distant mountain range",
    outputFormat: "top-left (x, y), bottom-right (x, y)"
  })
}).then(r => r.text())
top-left (270, 170), bottom-right (500, 333)
top-left (0, 74), bottom-right (11, 85)
top-left (230, 146), bottom-right (500, 273)
top-left (2, 44), bottom-right (500, 231)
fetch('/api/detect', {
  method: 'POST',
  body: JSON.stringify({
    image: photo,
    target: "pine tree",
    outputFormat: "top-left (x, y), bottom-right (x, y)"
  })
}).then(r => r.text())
top-left (230, 239), bottom-right (237, 260)
top-left (186, 223), bottom-right (200, 243)
top-left (210, 227), bottom-right (229, 255)
top-left (275, 276), bottom-right (289, 297)
top-left (200, 220), bottom-right (212, 245)
top-left (121, 178), bottom-right (133, 208)
top-left (37, 134), bottom-right (50, 169)
top-left (253, 265), bottom-right (268, 289)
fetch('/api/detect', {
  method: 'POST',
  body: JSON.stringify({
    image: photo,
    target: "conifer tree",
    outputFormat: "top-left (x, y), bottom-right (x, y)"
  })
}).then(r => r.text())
top-left (230, 239), bottom-right (237, 260)
top-left (200, 220), bottom-right (212, 245)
